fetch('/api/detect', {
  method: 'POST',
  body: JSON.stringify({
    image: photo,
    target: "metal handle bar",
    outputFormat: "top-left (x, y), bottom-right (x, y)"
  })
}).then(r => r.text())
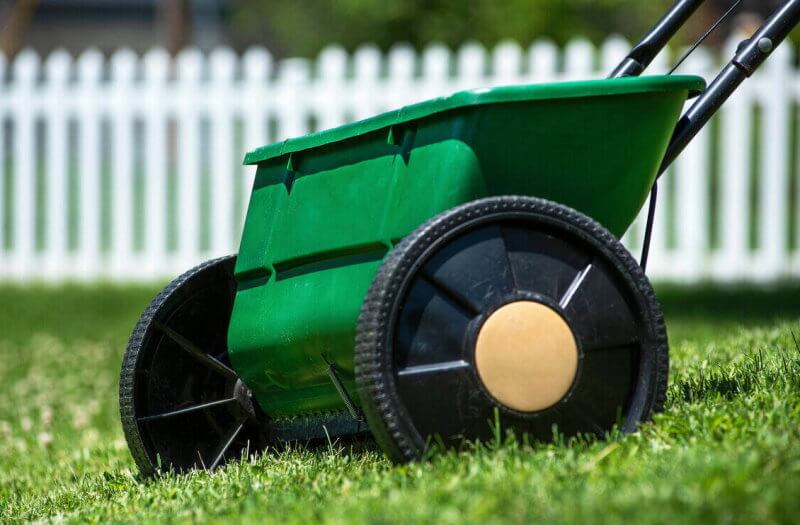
top-left (659, 0), bottom-right (800, 174)
top-left (609, 0), bottom-right (706, 78)
top-left (609, 0), bottom-right (800, 174)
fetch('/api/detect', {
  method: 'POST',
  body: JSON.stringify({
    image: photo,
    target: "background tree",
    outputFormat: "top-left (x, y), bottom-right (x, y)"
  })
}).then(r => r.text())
top-left (0, 0), bottom-right (40, 56)
top-left (230, 0), bottom-right (668, 57)
top-left (229, 0), bottom-right (790, 58)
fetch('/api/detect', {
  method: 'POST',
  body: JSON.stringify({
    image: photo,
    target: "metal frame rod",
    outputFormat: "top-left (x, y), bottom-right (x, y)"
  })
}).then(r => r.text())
top-left (659, 0), bottom-right (800, 174)
top-left (609, 0), bottom-right (706, 78)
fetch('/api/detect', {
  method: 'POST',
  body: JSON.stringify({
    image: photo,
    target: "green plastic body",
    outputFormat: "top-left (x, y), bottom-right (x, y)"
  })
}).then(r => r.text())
top-left (228, 75), bottom-right (705, 419)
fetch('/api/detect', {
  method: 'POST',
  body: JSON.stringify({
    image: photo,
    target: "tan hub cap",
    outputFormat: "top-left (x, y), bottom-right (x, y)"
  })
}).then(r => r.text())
top-left (475, 301), bottom-right (578, 412)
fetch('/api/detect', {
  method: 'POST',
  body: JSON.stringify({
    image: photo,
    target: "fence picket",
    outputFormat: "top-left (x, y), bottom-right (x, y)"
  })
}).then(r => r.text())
top-left (600, 36), bottom-right (630, 74)
top-left (10, 50), bottom-right (38, 280)
top-left (176, 48), bottom-right (203, 270)
top-left (564, 39), bottom-right (594, 79)
top-left (421, 44), bottom-right (450, 101)
top-left (275, 59), bottom-right (310, 141)
top-left (352, 46), bottom-right (381, 120)
top-left (386, 45), bottom-right (416, 108)
top-left (528, 40), bottom-right (558, 82)
top-left (493, 41), bottom-right (522, 86)
top-left (796, 92), bottom-right (800, 277)
top-left (43, 50), bottom-right (71, 280)
top-left (210, 48), bottom-right (236, 257)
top-left (110, 49), bottom-right (137, 277)
top-left (76, 49), bottom-right (103, 280)
top-left (143, 48), bottom-right (169, 277)
top-left (755, 45), bottom-right (792, 281)
top-left (456, 43), bottom-right (485, 92)
top-left (317, 47), bottom-right (348, 130)
top-left (0, 52), bottom-right (6, 269)
top-left (673, 49), bottom-right (714, 283)
top-left (715, 82), bottom-right (752, 280)
top-left (242, 47), bottom-right (272, 222)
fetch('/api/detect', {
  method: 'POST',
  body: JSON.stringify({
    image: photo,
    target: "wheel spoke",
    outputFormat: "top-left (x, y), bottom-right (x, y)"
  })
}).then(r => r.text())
top-left (563, 345), bottom-right (637, 430)
top-left (137, 397), bottom-right (238, 423)
top-left (396, 277), bottom-right (473, 370)
top-left (559, 262), bottom-right (640, 351)
top-left (209, 418), bottom-right (246, 470)
top-left (503, 225), bottom-right (591, 301)
top-left (499, 226), bottom-right (518, 291)
top-left (396, 359), bottom-right (493, 443)
top-left (397, 359), bottom-right (470, 377)
top-left (419, 270), bottom-right (481, 317)
top-left (422, 225), bottom-right (515, 313)
top-left (559, 263), bottom-right (594, 309)
top-left (152, 321), bottom-right (238, 381)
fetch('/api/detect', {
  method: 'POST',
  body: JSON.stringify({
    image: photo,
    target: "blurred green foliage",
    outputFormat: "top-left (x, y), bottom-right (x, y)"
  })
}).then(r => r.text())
top-left (231, 0), bottom-right (677, 57)
top-left (230, 1), bottom-right (799, 58)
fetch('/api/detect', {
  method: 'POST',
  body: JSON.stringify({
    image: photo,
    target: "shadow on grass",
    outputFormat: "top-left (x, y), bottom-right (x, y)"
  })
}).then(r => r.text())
top-left (0, 283), bottom-right (162, 344)
top-left (655, 282), bottom-right (800, 324)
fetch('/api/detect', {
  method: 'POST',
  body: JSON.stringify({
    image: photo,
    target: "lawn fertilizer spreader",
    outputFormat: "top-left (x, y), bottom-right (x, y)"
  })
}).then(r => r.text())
top-left (120, 0), bottom-right (800, 474)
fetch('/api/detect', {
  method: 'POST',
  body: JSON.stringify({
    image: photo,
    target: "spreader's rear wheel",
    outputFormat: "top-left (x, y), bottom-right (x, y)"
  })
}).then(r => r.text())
top-left (355, 196), bottom-right (668, 462)
top-left (120, 256), bottom-right (268, 475)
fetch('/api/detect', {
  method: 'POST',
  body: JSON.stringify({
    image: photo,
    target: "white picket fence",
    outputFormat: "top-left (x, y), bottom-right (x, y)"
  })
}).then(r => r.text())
top-left (0, 37), bottom-right (798, 283)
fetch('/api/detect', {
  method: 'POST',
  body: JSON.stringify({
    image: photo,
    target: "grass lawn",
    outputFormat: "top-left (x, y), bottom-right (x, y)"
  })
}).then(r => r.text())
top-left (1, 283), bottom-right (799, 524)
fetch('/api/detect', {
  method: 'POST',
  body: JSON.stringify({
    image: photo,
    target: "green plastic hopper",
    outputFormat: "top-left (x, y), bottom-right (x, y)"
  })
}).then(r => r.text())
top-left (228, 74), bottom-right (705, 418)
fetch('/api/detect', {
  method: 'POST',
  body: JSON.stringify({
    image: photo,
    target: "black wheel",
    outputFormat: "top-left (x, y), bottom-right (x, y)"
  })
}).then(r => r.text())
top-left (120, 255), bottom-right (269, 475)
top-left (355, 196), bottom-right (668, 462)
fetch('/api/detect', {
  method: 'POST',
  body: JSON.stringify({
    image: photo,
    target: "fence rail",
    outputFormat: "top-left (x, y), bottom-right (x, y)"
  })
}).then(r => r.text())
top-left (0, 37), bottom-right (798, 283)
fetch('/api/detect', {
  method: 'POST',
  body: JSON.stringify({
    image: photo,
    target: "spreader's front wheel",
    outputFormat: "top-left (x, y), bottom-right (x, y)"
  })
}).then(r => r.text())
top-left (120, 256), bottom-right (268, 475)
top-left (355, 196), bottom-right (668, 462)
